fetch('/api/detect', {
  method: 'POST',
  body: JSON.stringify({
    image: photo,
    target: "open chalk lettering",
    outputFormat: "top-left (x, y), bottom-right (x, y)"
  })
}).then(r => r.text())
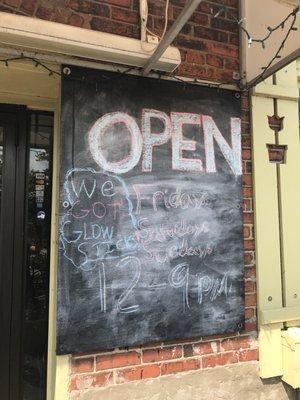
top-left (88, 110), bottom-right (242, 175)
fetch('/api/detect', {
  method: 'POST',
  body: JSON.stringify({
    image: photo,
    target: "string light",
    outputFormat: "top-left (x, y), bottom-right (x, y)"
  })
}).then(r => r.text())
top-left (214, 5), bottom-right (299, 50)
top-left (214, 5), bottom-right (299, 87)
top-left (0, 54), bottom-right (235, 92)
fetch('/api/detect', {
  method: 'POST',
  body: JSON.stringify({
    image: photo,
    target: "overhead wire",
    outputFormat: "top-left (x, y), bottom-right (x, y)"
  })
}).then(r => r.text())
top-left (213, 4), bottom-right (299, 88)
top-left (140, 0), bottom-right (170, 53)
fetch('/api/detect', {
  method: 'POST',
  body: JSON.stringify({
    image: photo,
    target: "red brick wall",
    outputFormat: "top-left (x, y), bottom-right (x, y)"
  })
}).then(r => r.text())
top-left (0, 0), bottom-right (239, 84)
top-left (0, 0), bottom-right (257, 393)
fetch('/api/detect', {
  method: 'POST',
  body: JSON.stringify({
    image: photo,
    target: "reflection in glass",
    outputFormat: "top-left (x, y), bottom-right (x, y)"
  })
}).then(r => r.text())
top-left (23, 112), bottom-right (53, 400)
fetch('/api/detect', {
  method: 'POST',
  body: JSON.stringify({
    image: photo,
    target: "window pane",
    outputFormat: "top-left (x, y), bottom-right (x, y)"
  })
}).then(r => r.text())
top-left (23, 112), bottom-right (53, 400)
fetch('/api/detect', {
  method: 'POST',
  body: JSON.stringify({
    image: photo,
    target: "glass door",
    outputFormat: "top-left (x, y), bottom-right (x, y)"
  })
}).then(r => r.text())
top-left (23, 111), bottom-right (53, 400)
top-left (0, 106), bottom-right (53, 400)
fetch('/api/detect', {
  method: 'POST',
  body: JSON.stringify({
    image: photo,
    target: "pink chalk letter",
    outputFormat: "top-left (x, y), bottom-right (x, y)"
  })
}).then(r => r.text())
top-left (88, 112), bottom-right (142, 174)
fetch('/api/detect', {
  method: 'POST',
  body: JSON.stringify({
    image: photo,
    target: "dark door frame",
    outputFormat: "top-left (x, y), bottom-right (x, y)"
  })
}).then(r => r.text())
top-left (0, 104), bottom-right (28, 400)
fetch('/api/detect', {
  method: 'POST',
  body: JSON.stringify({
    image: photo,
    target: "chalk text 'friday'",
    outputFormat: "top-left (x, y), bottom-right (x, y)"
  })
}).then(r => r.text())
top-left (88, 110), bottom-right (242, 175)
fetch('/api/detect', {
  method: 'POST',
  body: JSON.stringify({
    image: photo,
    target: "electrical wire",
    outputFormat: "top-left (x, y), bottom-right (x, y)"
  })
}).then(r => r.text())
top-left (214, 5), bottom-right (299, 88)
top-left (252, 8), bottom-right (298, 87)
top-left (0, 54), bottom-right (235, 92)
top-left (215, 5), bottom-right (299, 48)
top-left (141, 0), bottom-right (170, 53)
top-left (0, 54), bottom-right (61, 76)
top-left (150, 0), bottom-right (169, 40)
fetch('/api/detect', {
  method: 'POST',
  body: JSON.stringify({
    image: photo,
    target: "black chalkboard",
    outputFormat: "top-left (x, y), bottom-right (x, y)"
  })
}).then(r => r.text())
top-left (57, 66), bottom-right (244, 355)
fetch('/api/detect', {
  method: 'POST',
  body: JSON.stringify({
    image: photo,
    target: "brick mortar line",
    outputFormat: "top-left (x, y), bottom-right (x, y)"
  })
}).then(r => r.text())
top-left (72, 331), bottom-right (258, 358)
top-left (71, 332), bottom-right (258, 361)
top-left (71, 346), bottom-right (259, 376)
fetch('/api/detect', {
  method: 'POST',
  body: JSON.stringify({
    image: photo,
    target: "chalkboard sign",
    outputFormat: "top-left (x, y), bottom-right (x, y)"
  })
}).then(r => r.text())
top-left (57, 66), bottom-right (244, 355)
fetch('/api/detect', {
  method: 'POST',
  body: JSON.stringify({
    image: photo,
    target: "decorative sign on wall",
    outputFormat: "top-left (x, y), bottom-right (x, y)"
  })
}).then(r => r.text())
top-left (57, 66), bottom-right (245, 355)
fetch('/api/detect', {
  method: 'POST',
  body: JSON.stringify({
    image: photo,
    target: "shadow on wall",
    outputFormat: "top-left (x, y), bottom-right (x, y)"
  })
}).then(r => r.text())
top-left (261, 378), bottom-right (296, 400)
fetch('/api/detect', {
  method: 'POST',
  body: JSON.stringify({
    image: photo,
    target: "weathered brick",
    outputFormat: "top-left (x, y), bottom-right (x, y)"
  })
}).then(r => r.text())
top-left (241, 121), bottom-right (250, 134)
top-left (245, 307), bottom-right (255, 320)
top-left (96, 351), bottom-right (141, 370)
top-left (175, 36), bottom-right (208, 51)
top-left (244, 239), bottom-right (255, 251)
top-left (173, 7), bottom-right (209, 26)
top-left (221, 0), bottom-right (238, 6)
top-left (245, 266), bottom-right (256, 280)
top-left (242, 149), bottom-right (251, 161)
top-left (193, 341), bottom-right (220, 356)
top-left (68, 12), bottom-right (84, 26)
top-left (213, 68), bottom-right (234, 83)
top-left (207, 42), bottom-right (238, 58)
top-left (245, 293), bottom-right (257, 307)
top-left (4, 0), bottom-right (20, 7)
top-left (229, 33), bottom-right (239, 45)
top-left (194, 26), bottom-right (228, 43)
top-left (177, 49), bottom-right (186, 62)
top-left (211, 17), bottom-right (238, 33)
top-left (239, 348), bottom-right (259, 362)
top-left (202, 352), bottom-right (238, 368)
top-left (177, 63), bottom-right (209, 79)
top-left (70, 372), bottom-right (113, 391)
top-left (198, 1), bottom-right (219, 15)
top-left (245, 280), bottom-right (255, 293)
top-left (243, 213), bottom-right (253, 225)
top-left (186, 50), bottom-right (205, 64)
top-left (243, 187), bottom-right (253, 198)
top-left (148, 2), bottom-right (166, 16)
top-left (220, 336), bottom-right (251, 352)
top-left (96, 0), bottom-right (131, 6)
top-left (243, 225), bottom-right (251, 239)
top-left (190, 11), bottom-right (209, 26)
top-left (52, 8), bottom-right (70, 24)
top-left (90, 17), bottom-right (139, 38)
top-left (68, 0), bottom-right (110, 16)
top-left (111, 6), bottom-right (138, 24)
top-left (116, 364), bottom-right (160, 383)
top-left (171, 0), bottom-right (187, 7)
top-left (224, 57), bottom-right (239, 71)
top-left (143, 346), bottom-right (182, 363)
top-left (20, 0), bottom-right (37, 13)
top-left (243, 199), bottom-right (252, 213)
top-left (242, 136), bottom-right (251, 149)
top-left (243, 174), bottom-right (252, 187)
top-left (161, 359), bottom-right (200, 375)
top-left (71, 357), bottom-right (94, 373)
top-left (183, 344), bottom-right (194, 358)
top-left (35, 6), bottom-right (53, 20)
top-left (245, 321), bottom-right (258, 332)
top-left (206, 54), bottom-right (223, 68)
top-left (245, 161), bottom-right (252, 174)
top-left (242, 95), bottom-right (250, 108)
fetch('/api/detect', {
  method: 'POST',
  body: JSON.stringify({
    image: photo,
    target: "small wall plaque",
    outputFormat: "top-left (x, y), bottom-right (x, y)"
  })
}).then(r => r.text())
top-left (267, 144), bottom-right (287, 164)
